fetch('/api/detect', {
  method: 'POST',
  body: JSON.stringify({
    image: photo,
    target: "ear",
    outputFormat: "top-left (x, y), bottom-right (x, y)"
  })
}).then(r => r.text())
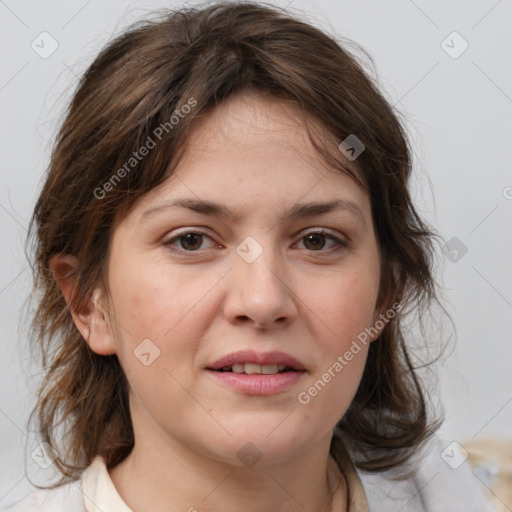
top-left (369, 256), bottom-right (401, 342)
top-left (368, 299), bottom-right (400, 342)
top-left (49, 254), bottom-right (117, 356)
top-left (368, 306), bottom-right (386, 343)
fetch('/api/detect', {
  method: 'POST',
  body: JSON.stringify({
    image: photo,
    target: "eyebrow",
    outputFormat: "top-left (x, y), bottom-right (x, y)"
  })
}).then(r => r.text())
top-left (140, 197), bottom-right (366, 226)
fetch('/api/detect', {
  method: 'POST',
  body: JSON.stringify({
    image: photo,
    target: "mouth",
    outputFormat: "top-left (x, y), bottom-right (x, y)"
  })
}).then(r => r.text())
top-left (205, 351), bottom-right (307, 395)
top-left (207, 350), bottom-right (306, 373)
top-left (210, 363), bottom-right (301, 375)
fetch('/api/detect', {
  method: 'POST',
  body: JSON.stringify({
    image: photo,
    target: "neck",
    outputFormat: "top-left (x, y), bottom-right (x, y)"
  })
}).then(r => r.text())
top-left (108, 422), bottom-right (347, 512)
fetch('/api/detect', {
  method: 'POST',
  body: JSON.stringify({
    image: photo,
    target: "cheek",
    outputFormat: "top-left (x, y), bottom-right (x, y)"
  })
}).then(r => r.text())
top-left (110, 256), bottom-right (182, 329)
top-left (307, 271), bottom-right (379, 344)
top-left (316, 346), bottom-right (369, 425)
top-left (107, 258), bottom-right (221, 366)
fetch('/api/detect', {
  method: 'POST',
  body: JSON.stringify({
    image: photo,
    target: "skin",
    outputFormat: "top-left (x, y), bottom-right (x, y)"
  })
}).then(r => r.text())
top-left (51, 91), bottom-right (384, 512)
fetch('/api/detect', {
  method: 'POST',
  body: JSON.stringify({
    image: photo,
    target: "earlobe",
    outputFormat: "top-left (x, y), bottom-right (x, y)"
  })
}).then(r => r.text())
top-left (87, 288), bottom-right (118, 356)
top-left (367, 310), bottom-right (383, 343)
top-left (49, 254), bottom-right (117, 356)
top-left (369, 299), bottom-right (399, 342)
top-left (370, 313), bottom-right (385, 342)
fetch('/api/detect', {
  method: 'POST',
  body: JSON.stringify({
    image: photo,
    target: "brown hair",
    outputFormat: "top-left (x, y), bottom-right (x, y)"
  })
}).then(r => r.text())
top-left (27, 0), bottom-right (443, 488)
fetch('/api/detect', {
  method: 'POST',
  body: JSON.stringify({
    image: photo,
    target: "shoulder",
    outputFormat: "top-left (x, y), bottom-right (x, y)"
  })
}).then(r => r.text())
top-left (0, 481), bottom-right (85, 512)
top-left (463, 437), bottom-right (512, 511)
top-left (2, 455), bottom-right (132, 512)
top-left (355, 435), bottom-right (499, 512)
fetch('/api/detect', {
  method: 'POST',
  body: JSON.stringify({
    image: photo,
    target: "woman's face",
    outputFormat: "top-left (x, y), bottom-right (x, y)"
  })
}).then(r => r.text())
top-left (99, 92), bottom-right (382, 466)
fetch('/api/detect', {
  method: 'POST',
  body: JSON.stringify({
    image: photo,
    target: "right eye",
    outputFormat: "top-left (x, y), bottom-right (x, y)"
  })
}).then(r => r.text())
top-left (163, 230), bottom-right (220, 253)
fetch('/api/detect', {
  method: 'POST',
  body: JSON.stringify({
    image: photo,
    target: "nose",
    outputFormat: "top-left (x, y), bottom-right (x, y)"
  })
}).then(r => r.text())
top-left (222, 245), bottom-right (298, 330)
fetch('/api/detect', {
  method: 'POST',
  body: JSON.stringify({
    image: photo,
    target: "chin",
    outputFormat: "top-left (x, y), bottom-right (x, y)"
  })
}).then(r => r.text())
top-left (212, 430), bottom-right (312, 467)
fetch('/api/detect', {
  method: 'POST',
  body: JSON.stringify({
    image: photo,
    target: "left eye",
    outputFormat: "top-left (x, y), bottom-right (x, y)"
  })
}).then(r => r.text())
top-left (295, 230), bottom-right (346, 252)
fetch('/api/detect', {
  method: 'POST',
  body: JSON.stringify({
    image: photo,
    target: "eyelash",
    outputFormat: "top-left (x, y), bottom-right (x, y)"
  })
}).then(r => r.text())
top-left (163, 228), bottom-right (348, 255)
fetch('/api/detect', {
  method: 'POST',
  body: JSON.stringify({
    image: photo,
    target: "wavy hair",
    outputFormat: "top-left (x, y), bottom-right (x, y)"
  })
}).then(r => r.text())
top-left (27, 1), bottom-right (443, 488)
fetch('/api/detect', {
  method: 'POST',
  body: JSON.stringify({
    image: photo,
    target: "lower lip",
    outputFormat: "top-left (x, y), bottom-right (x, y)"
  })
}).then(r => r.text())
top-left (207, 369), bottom-right (306, 395)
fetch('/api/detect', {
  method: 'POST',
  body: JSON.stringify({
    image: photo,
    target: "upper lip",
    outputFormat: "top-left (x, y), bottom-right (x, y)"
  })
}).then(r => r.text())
top-left (207, 350), bottom-right (306, 371)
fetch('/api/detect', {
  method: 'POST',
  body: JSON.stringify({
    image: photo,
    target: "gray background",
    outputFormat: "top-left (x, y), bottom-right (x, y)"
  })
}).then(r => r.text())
top-left (1, 0), bottom-right (511, 505)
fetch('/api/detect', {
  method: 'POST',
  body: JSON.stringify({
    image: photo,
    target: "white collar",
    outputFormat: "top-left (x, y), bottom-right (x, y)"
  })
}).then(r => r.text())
top-left (80, 455), bottom-right (133, 512)
top-left (79, 454), bottom-right (369, 512)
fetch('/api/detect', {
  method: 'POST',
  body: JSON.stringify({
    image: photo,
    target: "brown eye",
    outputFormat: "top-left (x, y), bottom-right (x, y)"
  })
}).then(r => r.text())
top-left (303, 233), bottom-right (327, 250)
top-left (164, 231), bottom-right (217, 252)
top-left (296, 230), bottom-right (347, 254)
top-left (179, 233), bottom-right (203, 250)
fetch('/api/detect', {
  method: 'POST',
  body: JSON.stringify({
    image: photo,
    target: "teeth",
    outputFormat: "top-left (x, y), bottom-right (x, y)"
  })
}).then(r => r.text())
top-left (232, 363), bottom-right (246, 374)
top-left (225, 363), bottom-right (288, 374)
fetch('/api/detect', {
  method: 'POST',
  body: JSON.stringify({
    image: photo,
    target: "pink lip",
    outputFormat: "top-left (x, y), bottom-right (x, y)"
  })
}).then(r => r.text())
top-left (207, 350), bottom-right (306, 371)
top-left (207, 369), bottom-right (306, 395)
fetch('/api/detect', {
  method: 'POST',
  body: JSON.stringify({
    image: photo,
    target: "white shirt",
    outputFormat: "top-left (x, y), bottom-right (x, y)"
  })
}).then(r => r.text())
top-left (1, 438), bottom-right (499, 511)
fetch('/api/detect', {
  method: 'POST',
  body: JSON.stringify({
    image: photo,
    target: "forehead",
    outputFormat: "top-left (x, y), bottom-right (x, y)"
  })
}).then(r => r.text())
top-left (190, 92), bottom-right (313, 147)
top-left (121, 91), bottom-right (370, 227)
top-left (177, 91), bottom-right (364, 187)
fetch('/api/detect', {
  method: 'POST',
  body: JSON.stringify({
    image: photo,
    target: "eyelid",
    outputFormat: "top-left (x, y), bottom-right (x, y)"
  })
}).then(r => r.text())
top-left (297, 227), bottom-right (346, 240)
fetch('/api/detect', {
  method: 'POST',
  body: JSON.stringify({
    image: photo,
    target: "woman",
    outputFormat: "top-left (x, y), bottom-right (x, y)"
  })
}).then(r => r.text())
top-left (3, 2), bottom-right (497, 511)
